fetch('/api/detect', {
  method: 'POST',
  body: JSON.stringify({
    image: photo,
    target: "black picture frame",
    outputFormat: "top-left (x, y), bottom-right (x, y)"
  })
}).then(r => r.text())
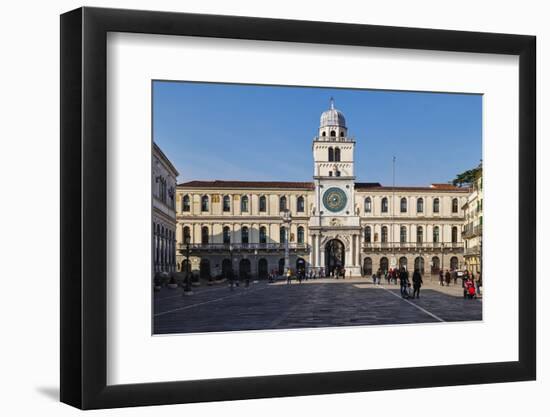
top-left (60, 6), bottom-right (536, 410)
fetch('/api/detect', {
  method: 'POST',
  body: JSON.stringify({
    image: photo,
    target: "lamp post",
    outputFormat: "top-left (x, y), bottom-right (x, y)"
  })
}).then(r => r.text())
top-left (282, 209), bottom-right (292, 274)
top-left (183, 236), bottom-right (193, 296)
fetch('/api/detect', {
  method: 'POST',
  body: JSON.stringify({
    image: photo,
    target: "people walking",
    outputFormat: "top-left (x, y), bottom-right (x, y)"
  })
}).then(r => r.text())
top-left (399, 267), bottom-right (410, 298)
top-left (439, 270), bottom-right (444, 286)
top-left (445, 269), bottom-right (451, 286)
top-left (412, 268), bottom-right (423, 299)
top-left (476, 273), bottom-right (482, 296)
top-left (286, 268), bottom-right (292, 285)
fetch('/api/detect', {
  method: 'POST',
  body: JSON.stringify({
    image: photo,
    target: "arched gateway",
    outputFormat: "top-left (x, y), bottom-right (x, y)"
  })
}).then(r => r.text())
top-left (325, 239), bottom-right (345, 277)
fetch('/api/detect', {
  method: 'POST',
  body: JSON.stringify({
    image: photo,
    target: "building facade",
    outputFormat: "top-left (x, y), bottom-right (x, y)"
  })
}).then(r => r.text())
top-left (175, 100), bottom-right (469, 279)
top-left (153, 142), bottom-right (179, 273)
top-left (462, 171), bottom-right (483, 275)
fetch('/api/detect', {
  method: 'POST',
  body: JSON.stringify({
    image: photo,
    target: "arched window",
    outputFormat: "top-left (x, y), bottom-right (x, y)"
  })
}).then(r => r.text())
top-left (400, 226), bottom-right (407, 243)
top-left (380, 257), bottom-right (389, 273)
top-left (431, 256), bottom-right (441, 274)
top-left (363, 257), bottom-right (373, 275)
top-left (452, 198), bottom-right (459, 213)
top-left (279, 226), bottom-right (286, 243)
top-left (364, 226), bottom-right (372, 243)
top-left (259, 226), bottom-right (267, 244)
top-left (259, 195), bottom-right (267, 212)
top-left (334, 147), bottom-right (341, 161)
top-left (201, 226), bottom-right (209, 244)
top-left (223, 195), bottom-right (231, 212)
top-left (183, 226), bottom-right (191, 244)
top-left (297, 226), bottom-right (305, 244)
top-left (417, 197), bottom-right (424, 213)
top-left (223, 226), bottom-right (231, 244)
top-left (330, 130), bottom-right (336, 137)
top-left (322, 131), bottom-right (326, 137)
top-left (381, 226), bottom-right (388, 243)
top-left (241, 226), bottom-right (249, 244)
top-left (452, 226), bottom-right (458, 243)
top-left (241, 195), bottom-right (249, 212)
top-left (182, 195), bottom-right (190, 212)
top-left (340, 131), bottom-right (344, 137)
top-left (433, 226), bottom-right (440, 243)
top-left (297, 196), bottom-right (305, 212)
top-left (201, 195), bottom-right (209, 212)
top-left (433, 198), bottom-right (440, 213)
top-left (450, 256), bottom-right (459, 270)
top-left (400, 197), bottom-right (407, 213)
top-left (328, 147), bottom-right (334, 162)
top-left (279, 196), bottom-right (287, 211)
top-left (364, 197), bottom-right (372, 213)
top-left (381, 197), bottom-right (388, 213)
top-left (417, 226), bottom-right (423, 243)
top-left (399, 256), bottom-right (408, 269)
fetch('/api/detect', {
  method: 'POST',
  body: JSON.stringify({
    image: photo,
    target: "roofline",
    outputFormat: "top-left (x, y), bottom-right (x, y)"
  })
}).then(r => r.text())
top-left (153, 142), bottom-right (179, 177)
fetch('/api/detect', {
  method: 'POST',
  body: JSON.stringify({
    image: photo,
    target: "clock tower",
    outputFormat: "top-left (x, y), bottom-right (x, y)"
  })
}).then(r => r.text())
top-left (309, 99), bottom-right (362, 276)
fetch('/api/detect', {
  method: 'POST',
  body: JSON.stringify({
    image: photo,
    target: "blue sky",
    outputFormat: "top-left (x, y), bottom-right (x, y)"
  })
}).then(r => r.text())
top-left (153, 81), bottom-right (482, 186)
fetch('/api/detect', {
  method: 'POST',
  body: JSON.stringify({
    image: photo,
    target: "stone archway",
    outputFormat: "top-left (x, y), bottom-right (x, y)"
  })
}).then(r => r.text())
top-left (258, 258), bottom-right (268, 279)
top-left (325, 239), bottom-right (345, 277)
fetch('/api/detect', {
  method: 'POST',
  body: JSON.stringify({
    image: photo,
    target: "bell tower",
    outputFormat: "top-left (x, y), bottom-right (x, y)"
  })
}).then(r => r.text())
top-left (310, 99), bottom-right (361, 276)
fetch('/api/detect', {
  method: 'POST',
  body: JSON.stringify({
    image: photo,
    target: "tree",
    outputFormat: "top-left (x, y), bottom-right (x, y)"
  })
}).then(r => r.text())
top-left (452, 164), bottom-right (482, 187)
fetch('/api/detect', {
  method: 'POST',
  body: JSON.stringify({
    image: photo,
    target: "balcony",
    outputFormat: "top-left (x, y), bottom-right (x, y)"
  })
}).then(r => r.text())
top-left (313, 136), bottom-right (355, 142)
top-left (464, 246), bottom-right (480, 256)
top-left (462, 224), bottom-right (482, 238)
top-left (362, 241), bottom-right (463, 252)
top-left (177, 242), bottom-right (311, 253)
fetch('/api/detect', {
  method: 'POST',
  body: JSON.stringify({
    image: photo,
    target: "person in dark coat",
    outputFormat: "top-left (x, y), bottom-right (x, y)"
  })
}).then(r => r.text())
top-left (399, 267), bottom-right (410, 298)
top-left (412, 269), bottom-right (423, 299)
top-left (445, 269), bottom-right (451, 286)
top-left (439, 270), bottom-right (444, 286)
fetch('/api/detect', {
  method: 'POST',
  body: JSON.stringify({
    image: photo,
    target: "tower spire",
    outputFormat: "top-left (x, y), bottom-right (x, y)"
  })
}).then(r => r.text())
top-left (330, 97), bottom-right (335, 110)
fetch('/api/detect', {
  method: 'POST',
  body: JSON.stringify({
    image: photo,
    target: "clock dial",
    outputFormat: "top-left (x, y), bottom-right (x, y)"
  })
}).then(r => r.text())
top-left (323, 187), bottom-right (347, 212)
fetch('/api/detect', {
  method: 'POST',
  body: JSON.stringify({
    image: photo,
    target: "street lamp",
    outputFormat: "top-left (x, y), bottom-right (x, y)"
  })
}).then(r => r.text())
top-left (183, 236), bottom-right (193, 296)
top-left (282, 209), bottom-right (292, 274)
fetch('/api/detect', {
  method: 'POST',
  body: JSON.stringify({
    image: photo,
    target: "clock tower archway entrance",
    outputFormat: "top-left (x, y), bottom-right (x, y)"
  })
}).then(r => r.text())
top-left (325, 239), bottom-right (345, 277)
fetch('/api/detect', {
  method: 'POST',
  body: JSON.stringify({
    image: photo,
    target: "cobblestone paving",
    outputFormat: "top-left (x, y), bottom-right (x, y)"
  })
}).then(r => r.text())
top-left (153, 278), bottom-right (482, 335)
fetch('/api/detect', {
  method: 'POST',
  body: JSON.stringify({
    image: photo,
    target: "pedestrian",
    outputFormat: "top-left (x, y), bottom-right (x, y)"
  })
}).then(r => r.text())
top-left (476, 273), bottom-right (482, 295)
top-left (453, 270), bottom-right (457, 285)
top-left (439, 270), bottom-right (444, 286)
top-left (399, 267), bottom-right (410, 298)
top-left (412, 268), bottom-right (423, 299)
top-left (342, 267), bottom-right (346, 280)
top-left (445, 269), bottom-right (451, 286)
top-left (286, 268), bottom-right (292, 285)
top-left (465, 278), bottom-right (476, 299)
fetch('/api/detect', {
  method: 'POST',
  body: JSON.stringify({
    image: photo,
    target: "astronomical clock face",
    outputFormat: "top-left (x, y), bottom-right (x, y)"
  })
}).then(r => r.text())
top-left (323, 187), bottom-right (347, 213)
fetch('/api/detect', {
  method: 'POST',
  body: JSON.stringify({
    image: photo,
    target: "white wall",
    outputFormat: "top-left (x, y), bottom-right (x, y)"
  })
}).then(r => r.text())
top-left (0, 0), bottom-right (546, 416)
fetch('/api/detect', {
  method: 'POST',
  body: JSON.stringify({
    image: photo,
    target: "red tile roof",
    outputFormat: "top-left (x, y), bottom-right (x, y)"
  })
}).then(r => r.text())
top-left (177, 180), bottom-right (469, 192)
top-left (355, 182), bottom-right (469, 192)
top-left (177, 180), bottom-right (315, 189)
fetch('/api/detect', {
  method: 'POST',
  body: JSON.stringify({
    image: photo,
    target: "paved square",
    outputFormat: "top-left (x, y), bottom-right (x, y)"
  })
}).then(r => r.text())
top-left (153, 278), bottom-right (482, 334)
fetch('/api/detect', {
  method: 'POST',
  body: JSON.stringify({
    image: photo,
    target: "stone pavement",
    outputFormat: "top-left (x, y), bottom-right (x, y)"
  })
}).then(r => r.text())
top-left (153, 277), bottom-right (482, 334)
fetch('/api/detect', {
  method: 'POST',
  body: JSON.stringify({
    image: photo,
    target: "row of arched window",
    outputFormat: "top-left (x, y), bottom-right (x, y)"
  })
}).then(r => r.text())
top-left (363, 255), bottom-right (459, 275)
top-left (363, 197), bottom-right (459, 214)
top-left (321, 130), bottom-right (345, 138)
top-left (363, 225), bottom-right (459, 243)
top-left (153, 222), bottom-right (176, 272)
top-left (183, 225), bottom-right (306, 245)
top-left (181, 194), bottom-right (305, 213)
